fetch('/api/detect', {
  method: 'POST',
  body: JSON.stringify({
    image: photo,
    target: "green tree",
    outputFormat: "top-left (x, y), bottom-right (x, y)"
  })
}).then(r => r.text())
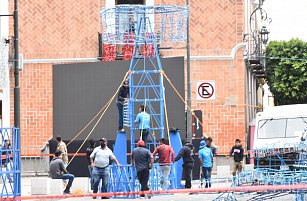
top-left (265, 38), bottom-right (307, 105)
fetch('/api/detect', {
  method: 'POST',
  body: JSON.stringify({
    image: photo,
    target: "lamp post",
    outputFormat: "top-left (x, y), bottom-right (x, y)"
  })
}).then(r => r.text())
top-left (243, 0), bottom-right (271, 122)
top-left (186, 0), bottom-right (192, 141)
top-left (14, 0), bottom-right (20, 129)
top-left (243, 1), bottom-right (271, 78)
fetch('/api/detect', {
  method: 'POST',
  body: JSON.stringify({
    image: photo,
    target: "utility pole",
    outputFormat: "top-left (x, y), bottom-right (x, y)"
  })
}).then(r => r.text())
top-left (186, 0), bottom-right (192, 141)
top-left (14, 0), bottom-right (20, 128)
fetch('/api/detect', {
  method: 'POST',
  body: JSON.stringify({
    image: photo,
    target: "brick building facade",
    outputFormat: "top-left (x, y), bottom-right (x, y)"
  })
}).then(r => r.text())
top-left (2, 0), bottom-right (254, 154)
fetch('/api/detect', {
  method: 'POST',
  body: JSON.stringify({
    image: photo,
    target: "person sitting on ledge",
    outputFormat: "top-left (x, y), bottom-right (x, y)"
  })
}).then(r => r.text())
top-left (49, 150), bottom-right (75, 194)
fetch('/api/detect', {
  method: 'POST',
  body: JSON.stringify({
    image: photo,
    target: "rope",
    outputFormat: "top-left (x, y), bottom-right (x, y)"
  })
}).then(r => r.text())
top-left (163, 72), bottom-right (258, 139)
top-left (67, 96), bottom-right (114, 166)
top-left (66, 98), bottom-right (112, 146)
top-left (67, 71), bottom-right (131, 166)
top-left (162, 72), bottom-right (201, 129)
top-left (160, 70), bottom-right (171, 146)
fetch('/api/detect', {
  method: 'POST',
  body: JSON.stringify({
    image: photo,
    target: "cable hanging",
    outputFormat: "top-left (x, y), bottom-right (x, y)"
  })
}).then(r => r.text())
top-left (67, 71), bottom-right (131, 166)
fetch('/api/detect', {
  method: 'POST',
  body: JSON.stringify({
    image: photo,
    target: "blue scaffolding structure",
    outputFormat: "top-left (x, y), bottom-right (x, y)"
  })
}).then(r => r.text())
top-left (214, 140), bottom-right (307, 201)
top-left (100, 5), bottom-right (189, 196)
top-left (0, 127), bottom-right (21, 198)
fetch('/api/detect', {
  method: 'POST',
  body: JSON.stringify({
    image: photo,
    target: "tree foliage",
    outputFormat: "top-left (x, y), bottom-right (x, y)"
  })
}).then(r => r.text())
top-left (265, 38), bottom-right (307, 105)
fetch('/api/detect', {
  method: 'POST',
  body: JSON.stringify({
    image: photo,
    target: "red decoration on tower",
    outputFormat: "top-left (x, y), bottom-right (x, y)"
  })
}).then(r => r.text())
top-left (102, 44), bottom-right (116, 61)
top-left (122, 32), bottom-right (135, 60)
top-left (141, 33), bottom-right (155, 58)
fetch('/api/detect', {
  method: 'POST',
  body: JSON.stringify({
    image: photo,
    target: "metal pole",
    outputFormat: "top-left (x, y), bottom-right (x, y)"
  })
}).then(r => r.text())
top-left (14, 0), bottom-right (20, 128)
top-left (98, 32), bottom-right (102, 59)
top-left (186, 0), bottom-right (192, 141)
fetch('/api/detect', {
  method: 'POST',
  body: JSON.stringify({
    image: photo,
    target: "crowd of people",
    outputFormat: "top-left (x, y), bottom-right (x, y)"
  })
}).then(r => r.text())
top-left (47, 81), bottom-right (245, 197)
top-left (48, 134), bottom-right (244, 198)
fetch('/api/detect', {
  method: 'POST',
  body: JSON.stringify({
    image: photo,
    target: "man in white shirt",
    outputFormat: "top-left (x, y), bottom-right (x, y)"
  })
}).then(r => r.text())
top-left (90, 138), bottom-right (121, 199)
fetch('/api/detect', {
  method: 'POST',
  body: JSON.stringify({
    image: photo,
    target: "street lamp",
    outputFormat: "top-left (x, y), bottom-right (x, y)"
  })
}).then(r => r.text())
top-left (243, 1), bottom-right (271, 77)
top-left (259, 26), bottom-right (269, 45)
top-left (243, 0), bottom-right (271, 119)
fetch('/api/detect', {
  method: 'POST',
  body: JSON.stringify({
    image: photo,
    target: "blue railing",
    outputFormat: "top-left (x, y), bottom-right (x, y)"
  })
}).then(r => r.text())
top-left (0, 127), bottom-right (21, 198)
top-left (107, 163), bottom-right (177, 198)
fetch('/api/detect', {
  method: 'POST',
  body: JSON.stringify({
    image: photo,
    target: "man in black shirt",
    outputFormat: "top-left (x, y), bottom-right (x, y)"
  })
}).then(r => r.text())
top-left (227, 139), bottom-right (244, 176)
top-left (175, 139), bottom-right (194, 189)
top-left (86, 139), bottom-right (96, 190)
top-left (117, 79), bottom-right (129, 132)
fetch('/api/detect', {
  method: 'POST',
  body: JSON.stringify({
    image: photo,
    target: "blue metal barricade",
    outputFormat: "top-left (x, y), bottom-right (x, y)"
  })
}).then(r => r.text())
top-left (0, 127), bottom-right (20, 198)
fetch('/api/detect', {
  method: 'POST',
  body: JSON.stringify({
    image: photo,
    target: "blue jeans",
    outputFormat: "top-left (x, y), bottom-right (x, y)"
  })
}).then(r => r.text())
top-left (62, 174), bottom-right (75, 190)
top-left (140, 129), bottom-right (149, 142)
top-left (92, 166), bottom-right (109, 193)
top-left (88, 165), bottom-right (94, 190)
top-left (202, 167), bottom-right (212, 188)
top-left (117, 103), bottom-right (124, 130)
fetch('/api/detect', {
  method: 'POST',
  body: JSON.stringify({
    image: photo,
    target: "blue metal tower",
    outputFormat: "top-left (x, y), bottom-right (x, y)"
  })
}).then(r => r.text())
top-left (100, 5), bottom-right (189, 194)
top-left (128, 16), bottom-right (165, 151)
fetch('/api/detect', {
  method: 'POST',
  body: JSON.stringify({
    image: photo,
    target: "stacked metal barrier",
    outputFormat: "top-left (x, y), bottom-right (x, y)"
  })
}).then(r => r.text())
top-left (215, 141), bottom-right (307, 201)
top-left (0, 128), bottom-right (21, 198)
top-left (107, 163), bottom-right (177, 198)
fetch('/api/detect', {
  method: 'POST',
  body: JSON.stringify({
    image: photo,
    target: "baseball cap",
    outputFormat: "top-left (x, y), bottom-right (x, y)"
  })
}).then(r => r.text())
top-left (137, 140), bottom-right (145, 147)
top-left (199, 140), bottom-right (206, 149)
top-left (100, 138), bottom-right (107, 142)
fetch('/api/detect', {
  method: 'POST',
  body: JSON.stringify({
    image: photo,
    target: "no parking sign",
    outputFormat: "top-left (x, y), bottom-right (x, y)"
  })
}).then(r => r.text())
top-left (196, 81), bottom-right (216, 100)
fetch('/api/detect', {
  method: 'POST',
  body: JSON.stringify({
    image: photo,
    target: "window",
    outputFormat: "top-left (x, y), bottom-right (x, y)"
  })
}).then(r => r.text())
top-left (257, 117), bottom-right (307, 139)
top-left (257, 119), bottom-right (286, 139)
top-left (286, 117), bottom-right (307, 137)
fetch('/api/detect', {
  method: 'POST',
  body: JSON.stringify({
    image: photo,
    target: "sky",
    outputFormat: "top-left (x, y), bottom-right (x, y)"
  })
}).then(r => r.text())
top-left (263, 0), bottom-right (307, 42)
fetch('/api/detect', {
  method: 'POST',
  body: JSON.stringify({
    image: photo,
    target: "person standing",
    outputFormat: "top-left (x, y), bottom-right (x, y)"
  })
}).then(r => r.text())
top-left (201, 136), bottom-right (217, 157)
top-left (86, 139), bottom-right (96, 190)
top-left (132, 140), bottom-right (154, 198)
top-left (49, 150), bottom-right (75, 194)
top-left (134, 105), bottom-right (150, 142)
top-left (2, 139), bottom-right (13, 183)
top-left (90, 138), bottom-right (121, 199)
top-left (198, 138), bottom-right (213, 188)
top-left (152, 138), bottom-right (175, 190)
top-left (174, 139), bottom-right (194, 189)
top-left (56, 136), bottom-right (68, 167)
top-left (117, 79), bottom-right (129, 132)
top-left (227, 139), bottom-right (244, 176)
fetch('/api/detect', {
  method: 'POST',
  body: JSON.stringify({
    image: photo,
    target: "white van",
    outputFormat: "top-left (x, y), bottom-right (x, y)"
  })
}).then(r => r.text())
top-left (252, 104), bottom-right (307, 169)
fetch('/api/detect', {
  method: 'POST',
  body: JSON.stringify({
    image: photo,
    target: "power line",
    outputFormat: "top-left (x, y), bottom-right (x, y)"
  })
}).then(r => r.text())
top-left (259, 56), bottom-right (307, 61)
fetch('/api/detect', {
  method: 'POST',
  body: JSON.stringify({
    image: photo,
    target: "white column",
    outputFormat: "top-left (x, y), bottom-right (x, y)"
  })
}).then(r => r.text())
top-left (0, 0), bottom-right (10, 128)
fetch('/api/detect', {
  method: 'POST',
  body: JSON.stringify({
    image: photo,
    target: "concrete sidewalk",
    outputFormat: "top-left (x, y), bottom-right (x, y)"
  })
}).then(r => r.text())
top-left (20, 176), bottom-right (232, 200)
top-left (19, 176), bottom-right (297, 201)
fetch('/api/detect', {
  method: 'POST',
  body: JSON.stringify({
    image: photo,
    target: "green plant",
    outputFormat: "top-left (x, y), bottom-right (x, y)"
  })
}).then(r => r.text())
top-left (265, 38), bottom-right (307, 105)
